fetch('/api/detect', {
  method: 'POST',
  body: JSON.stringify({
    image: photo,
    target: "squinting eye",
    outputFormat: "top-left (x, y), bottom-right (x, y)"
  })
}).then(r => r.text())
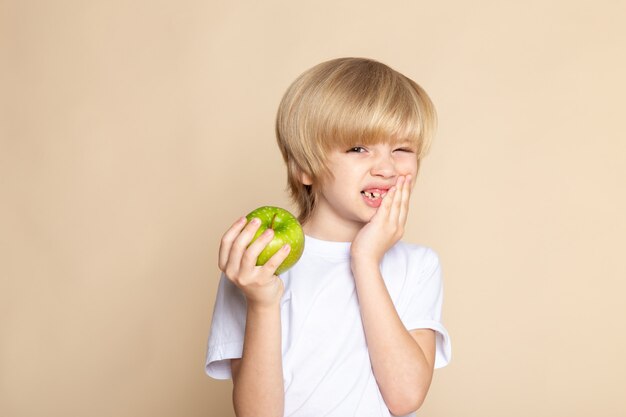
top-left (395, 148), bottom-right (415, 153)
top-left (347, 146), bottom-right (367, 153)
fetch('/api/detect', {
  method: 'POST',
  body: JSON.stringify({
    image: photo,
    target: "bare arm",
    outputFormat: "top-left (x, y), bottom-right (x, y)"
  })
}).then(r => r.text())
top-left (231, 302), bottom-right (283, 417)
top-left (351, 260), bottom-right (435, 415)
top-left (219, 217), bottom-right (290, 417)
top-left (351, 175), bottom-right (437, 415)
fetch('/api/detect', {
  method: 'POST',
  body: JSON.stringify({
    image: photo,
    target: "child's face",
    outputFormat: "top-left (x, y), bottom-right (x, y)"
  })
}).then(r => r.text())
top-left (308, 140), bottom-right (418, 237)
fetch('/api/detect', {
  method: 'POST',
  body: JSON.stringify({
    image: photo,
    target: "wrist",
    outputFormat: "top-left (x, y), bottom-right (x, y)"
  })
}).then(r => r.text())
top-left (350, 245), bottom-right (385, 264)
top-left (246, 299), bottom-right (282, 315)
top-left (350, 255), bottom-right (381, 273)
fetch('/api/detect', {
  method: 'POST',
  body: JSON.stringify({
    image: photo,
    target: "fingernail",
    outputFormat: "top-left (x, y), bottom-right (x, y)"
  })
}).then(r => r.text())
top-left (282, 244), bottom-right (291, 251)
top-left (263, 228), bottom-right (274, 237)
top-left (251, 218), bottom-right (261, 225)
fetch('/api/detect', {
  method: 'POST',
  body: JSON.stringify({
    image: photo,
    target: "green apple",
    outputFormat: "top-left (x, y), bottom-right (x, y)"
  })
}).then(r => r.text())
top-left (246, 206), bottom-right (305, 275)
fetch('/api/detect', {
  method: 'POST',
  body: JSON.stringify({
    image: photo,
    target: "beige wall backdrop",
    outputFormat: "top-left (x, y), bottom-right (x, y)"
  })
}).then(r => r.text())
top-left (2, 1), bottom-right (625, 416)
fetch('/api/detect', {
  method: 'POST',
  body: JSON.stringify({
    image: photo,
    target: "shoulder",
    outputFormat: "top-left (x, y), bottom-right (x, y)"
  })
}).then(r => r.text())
top-left (380, 242), bottom-right (444, 304)
top-left (382, 242), bottom-right (442, 286)
top-left (387, 241), bottom-right (441, 270)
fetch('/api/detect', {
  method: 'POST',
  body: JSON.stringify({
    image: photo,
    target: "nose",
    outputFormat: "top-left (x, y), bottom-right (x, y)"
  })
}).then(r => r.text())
top-left (370, 152), bottom-right (396, 178)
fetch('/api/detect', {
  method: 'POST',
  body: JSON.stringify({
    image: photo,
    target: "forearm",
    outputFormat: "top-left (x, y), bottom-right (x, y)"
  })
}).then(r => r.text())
top-left (352, 261), bottom-right (433, 415)
top-left (233, 303), bottom-right (284, 417)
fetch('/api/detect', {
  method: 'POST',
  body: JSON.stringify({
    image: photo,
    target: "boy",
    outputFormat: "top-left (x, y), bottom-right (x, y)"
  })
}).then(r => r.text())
top-left (206, 57), bottom-right (451, 417)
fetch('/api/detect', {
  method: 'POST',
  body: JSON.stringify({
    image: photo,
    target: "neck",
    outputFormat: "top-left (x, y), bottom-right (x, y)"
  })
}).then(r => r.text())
top-left (302, 215), bottom-right (363, 242)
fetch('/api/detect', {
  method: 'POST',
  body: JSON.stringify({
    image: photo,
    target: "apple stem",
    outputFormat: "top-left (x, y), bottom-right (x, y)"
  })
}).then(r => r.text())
top-left (271, 214), bottom-right (277, 229)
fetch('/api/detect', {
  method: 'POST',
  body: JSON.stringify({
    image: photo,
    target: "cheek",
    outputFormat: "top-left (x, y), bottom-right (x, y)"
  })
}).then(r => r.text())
top-left (397, 157), bottom-right (419, 176)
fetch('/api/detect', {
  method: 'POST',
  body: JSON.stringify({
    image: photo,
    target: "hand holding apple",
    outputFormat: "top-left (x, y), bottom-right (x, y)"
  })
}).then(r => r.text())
top-left (218, 207), bottom-right (303, 308)
top-left (245, 206), bottom-right (305, 275)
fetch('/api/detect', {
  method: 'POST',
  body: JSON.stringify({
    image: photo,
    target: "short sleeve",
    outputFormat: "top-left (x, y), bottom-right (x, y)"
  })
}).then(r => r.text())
top-left (400, 248), bottom-right (452, 369)
top-left (205, 273), bottom-right (247, 379)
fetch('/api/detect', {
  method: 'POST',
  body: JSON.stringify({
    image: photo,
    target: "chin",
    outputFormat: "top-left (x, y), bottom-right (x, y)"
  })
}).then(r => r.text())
top-left (356, 209), bottom-right (376, 224)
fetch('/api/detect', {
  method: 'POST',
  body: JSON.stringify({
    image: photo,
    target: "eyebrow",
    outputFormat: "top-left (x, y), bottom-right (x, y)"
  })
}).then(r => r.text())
top-left (390, 140), bottom-right (417, 147)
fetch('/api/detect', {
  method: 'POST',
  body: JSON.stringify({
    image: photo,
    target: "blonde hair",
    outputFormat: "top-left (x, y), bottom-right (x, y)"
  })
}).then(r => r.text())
top-left (275, 57), bottom-right (437, 224)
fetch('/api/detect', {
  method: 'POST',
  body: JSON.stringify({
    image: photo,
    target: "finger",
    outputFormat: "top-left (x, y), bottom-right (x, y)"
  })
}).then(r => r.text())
top-left (261, 243), bottom-right (292, 275)
top-left (218, 216), bottom-right (248, 271)
top-left (374, 185), bottom-right (396, 221)
top-left (388, 176), bottom-right (405, 221)
top-left (382, 179), bottom-right (400, 211)
top-left (241, 227), bottom-right (275, 269)
top-left (226, 217), bottom-right (263, 273)
top-left (398, 174), bottom-right (412, 226)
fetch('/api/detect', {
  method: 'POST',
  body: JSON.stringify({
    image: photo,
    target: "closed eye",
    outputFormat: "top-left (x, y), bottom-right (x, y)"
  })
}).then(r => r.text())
top-left (394, 147), bottom-right (415, 153)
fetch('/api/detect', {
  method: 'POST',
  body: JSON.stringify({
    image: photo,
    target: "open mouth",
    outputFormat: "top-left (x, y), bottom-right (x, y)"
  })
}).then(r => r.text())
top-left (360, 189), bottom-right (388, 207)
top-left (360, 190), bottom-right (384, 200)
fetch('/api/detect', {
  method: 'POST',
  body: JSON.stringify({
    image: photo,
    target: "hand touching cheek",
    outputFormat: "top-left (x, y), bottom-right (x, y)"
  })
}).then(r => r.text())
top-left (351, 175), bottom-right (412, 267)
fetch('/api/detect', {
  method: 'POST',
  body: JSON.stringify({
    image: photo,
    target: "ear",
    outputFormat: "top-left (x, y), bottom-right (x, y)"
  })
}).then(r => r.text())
top-left (299, 171), bottom-right (313, 186)
top-left (289, 159), bottom-right (314, 185)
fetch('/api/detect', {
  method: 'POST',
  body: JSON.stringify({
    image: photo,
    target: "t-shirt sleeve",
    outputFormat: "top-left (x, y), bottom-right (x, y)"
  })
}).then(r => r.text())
top-left (205, 273), bottom-right (247, 379)
top-left (400, 247), bottom-right (452, 369)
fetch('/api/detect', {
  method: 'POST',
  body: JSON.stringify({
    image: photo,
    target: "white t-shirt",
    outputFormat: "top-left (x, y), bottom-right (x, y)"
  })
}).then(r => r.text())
top-left (205, 235), bottom-right (451, 417)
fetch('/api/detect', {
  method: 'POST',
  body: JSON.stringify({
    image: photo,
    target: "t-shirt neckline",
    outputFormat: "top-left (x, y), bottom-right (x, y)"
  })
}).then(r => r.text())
top-left (304, 234), bottom-right (352, 260)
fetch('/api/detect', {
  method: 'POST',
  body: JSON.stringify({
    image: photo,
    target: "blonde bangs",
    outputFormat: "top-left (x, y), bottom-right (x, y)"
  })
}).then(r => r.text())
top-left (324, 82), bottom-right (433, 157)
top-left (307, 60), bottom-right (436, 163)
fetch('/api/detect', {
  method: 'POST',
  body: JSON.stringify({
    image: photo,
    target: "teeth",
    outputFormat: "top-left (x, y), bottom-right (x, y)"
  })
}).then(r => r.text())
top-left (361, 191), bottom-right (381, 199)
